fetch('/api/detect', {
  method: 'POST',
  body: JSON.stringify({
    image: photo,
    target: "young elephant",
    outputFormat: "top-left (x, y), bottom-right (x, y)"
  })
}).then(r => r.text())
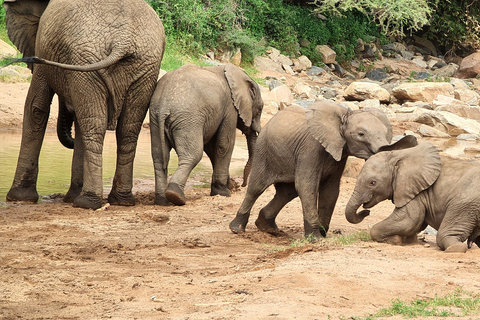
top-left (150, 63), bottom-right (263, 206)
top-left (345, 141), bottom-right (480, 253)
top-left (229, 101), bottom-right (411, 239)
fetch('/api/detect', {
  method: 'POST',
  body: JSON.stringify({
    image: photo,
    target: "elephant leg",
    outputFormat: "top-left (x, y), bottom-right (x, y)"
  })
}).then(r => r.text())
top-left (166, 131), bottom-right (204, 205)
top-left (205, 121), bottom-right (236, 197)
top-left (7, 73), bottom-right (54, 203)
top-left (255, 182), bottom-right (298, 235)
top-left (229, 167), bottom-right (271, 234)
top-left (436, 206), bottom-right (474, 253)
top-left (150, 115), bottom-right (172, 206)
top-left (370, 202), bottom-right (426, 245)
top-left (70, 88), bottom-right (108, 209)
top-left (108, 83), bottom-right (152, 206)
top-left (64, 118), bottom-right (84, 203)
top-left (315, 162), bottom-right (346, 237)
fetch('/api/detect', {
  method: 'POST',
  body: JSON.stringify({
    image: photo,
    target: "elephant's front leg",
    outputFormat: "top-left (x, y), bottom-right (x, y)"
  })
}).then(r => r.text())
top-left (205, 121), bottom-right (236, 197)
top-left (315, 161), bottom-right (347, 237)
top-left (370, 202), bottom-right (426, 246)
top-left (7, 75), bottom-right (54, 203)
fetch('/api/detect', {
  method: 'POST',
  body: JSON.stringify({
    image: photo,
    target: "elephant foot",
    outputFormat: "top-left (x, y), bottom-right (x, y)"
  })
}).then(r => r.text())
top-left (64, 186), bottom-right (82, 203)
top-left (444, 242), bottom-right (468, 253)
top-left (153, 194), bottom-right (171, 206)
top-left (255, 211), bottom-right (280, 235)
top-left (229, 214), bottom-right (250, 234)
top-left (304, 221), bottom-right (328, 239)
top-left (108, 190), bottom-right (135, 206)
top-left (6, 186), bottom-right (39, 203)
top-left (73, 192), bottom-right (103, 210)
top-left (165, 183), bottom-right (186, 206)
top-left (211, 180), bottom-right (231, 197)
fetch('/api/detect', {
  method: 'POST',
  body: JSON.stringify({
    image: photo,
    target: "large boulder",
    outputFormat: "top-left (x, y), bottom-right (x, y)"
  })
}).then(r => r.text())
top-left (344, 82), bottom-right (390, 103)
top-left (455, 51), bottom-right (480, 79)
top-left (392, 82), bottom-right (454, 104)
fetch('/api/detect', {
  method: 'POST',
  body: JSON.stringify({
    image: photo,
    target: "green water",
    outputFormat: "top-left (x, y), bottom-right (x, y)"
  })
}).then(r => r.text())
top-left (0, 130), bottom-right (249, 201)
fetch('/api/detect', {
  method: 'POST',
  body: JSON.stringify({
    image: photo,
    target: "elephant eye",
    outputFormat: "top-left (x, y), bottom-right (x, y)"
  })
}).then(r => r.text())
top-left (370, 180), bottom-right (376, 186)
top-left (358, 132), bottom-right (365, 137)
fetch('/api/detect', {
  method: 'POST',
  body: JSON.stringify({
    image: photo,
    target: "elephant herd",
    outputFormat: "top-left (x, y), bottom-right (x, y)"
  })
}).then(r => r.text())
top-left (3, 0), bottom-right (480, 253)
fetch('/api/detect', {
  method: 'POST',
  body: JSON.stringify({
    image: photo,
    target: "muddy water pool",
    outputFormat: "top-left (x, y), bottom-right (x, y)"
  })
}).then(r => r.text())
top-left (0, 130), bottom-right (249, 202)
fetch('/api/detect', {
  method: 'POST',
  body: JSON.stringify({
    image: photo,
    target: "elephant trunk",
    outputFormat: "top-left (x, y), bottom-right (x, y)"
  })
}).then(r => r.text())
top-left (345, 190), bottom-right (370, 224)
top-left (242, 131), bottom-right (257, 187)
top-left (57, 105), bottom-right (75, 149)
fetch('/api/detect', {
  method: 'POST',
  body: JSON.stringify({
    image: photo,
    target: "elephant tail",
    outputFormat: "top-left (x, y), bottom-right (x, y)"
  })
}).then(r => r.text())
top-left (150, 108), bottom-right (170, 171)
top-left (7, 47), bottom-right (127, 72)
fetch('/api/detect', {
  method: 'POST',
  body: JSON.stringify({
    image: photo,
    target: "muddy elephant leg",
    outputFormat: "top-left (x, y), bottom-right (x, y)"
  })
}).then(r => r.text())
top-left (229, 167), bottom-right (271, 234)
top-left (255, 182), bottom-right (298, 234)
top-left (436, 207), bottom-right (474, 253)
top-left (204, 120), bottom-right (236, 197)
top-left (166, 130), bottom-right (204, 206)
top-left (370, 202), bottom-right (426, 245)
top-left (7, 73), bottom-right (54, 203)
top-left (64, 118), bottom-right (84, 203)
top-left (150, 114), bottom-right (172, 206)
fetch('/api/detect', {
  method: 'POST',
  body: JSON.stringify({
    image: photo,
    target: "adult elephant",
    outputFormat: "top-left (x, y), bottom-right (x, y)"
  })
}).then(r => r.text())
top-left (229, 102), bottom-right (415, 239)
top-left (149, 63), bottom-right (263, 206)
top-left (345, 141), bottom-right (480, 253)
top-left (4, 0), bottom-right (165, 209)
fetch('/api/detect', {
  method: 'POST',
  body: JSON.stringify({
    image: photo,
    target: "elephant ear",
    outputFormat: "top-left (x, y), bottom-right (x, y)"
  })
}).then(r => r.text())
top-left (224, 63), bottom-right (262, 129)
top-left (305, 101), bottom-right (350, 161)
top-left (378, 135), bottom-right (418, 152)
top-left (363, 108), bottom-right (393, 143)
top-left (4, 0), bottom-right (50, 70)
top-left (392, 142), bottom-right (441, 208)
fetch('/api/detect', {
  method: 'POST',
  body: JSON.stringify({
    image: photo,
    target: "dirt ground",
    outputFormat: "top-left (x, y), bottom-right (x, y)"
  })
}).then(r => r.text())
top-left (1, 81), bottom-right (480, 320)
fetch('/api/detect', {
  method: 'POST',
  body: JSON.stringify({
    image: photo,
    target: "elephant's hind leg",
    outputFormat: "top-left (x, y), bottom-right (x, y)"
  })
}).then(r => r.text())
top-left (7, 74), bottom-right (54, 203)
top-left (436, 207), bottom-right (474, 253)
top-left (255, 183), bottom-right (298, 235)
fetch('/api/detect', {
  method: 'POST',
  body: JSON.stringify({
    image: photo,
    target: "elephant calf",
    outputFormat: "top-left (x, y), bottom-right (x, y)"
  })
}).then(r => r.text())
top-left (229, 101), bottom-right (412, 239)
top-left (346, 141), bottom-right (480, 253)
top-left (149, 63), bottom-right (263, 206)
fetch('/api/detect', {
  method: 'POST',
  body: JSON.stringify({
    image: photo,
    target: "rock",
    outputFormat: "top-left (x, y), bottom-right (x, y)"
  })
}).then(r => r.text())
top-left (403, 101), bottom-right (433, 110)
top-left (434, 96), bottom-right (480, 121)
top-left (316, 45), bottom-right (336, 64)
top-left (230, 49), bottom-right (242, 66)
top-left (345, 82), bottom-right (390, 103)
top-left (0, 40), bottom-right (17, 59)
top-left (297, 55), bottom-right (312, 69)
top-left (432, 63), bottom-right (459, 78)
top-left (392, 82), bottom-right (454, 104)
top-left (282, 63), bottom-right (295, 75)
top-left (254, 56), bottom-right (284, 73)
top-left (412, 35), bottom-right (437, 57)
top-left (454, 89), bottom-right (479, 106)
top-left (269, 85), bottom-right (294, 104)
top-left (359, 99), bottom-right (381, 109)
top-left (293, 82), bottom-right (314, 99)
top-left (365, 68), bottom-right (388, 81)
top-left (411, 56), bottom-right (428, 69)
top-left (417, 124), bottom-right (451, 138)
top-left (307, 66), bottom-right (326, 76)
top-left (455, 51), bottom-right (480, 79)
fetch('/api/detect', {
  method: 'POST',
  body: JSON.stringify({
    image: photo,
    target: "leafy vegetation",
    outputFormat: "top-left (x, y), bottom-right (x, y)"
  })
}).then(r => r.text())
top-left (0, 0), bottom-right (479, 67)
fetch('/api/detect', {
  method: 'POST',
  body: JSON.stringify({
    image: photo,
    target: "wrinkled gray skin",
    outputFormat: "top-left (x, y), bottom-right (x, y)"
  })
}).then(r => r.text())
top-left (149, 64), bottom-right (263, 206)
top-left (4, 0), bottom-right (165, 209)
top-left (229, 102), bottom-right (411, 239)
top-left (346, 141), bottom-right (480, 253)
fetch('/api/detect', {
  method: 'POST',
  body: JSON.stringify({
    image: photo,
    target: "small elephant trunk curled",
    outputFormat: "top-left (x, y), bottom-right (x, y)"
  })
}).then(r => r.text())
top-left (345, 191), bottom-right (370, 224)
top-left (242, 131), bottom-right (257, 187)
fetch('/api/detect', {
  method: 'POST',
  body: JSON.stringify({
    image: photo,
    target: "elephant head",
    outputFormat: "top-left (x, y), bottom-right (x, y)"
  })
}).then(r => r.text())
top-left (224, 63), bottom-right (264, 186)
top-left (345, 142), bottom-right (441, 224)
top-left (305, 101), bottom-right (413, 161)
top-left (3, 0), bottom-right (50, 70)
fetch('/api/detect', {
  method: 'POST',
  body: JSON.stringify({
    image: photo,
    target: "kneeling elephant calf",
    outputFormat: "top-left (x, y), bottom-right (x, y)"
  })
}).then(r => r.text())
top-left (346, 141), bottom-right (480, 253)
